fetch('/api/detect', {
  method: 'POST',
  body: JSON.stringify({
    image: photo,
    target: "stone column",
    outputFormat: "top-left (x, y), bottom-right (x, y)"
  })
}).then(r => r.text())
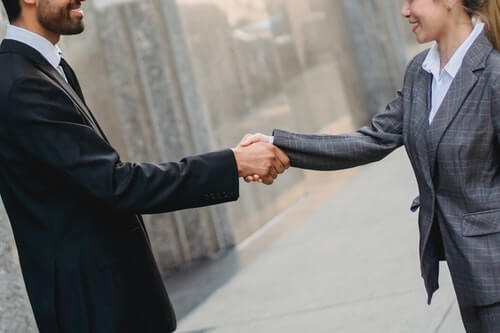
top-left (158, 0), bottom-right (235, 250)
top-left (0, 204), bottom-right (38, 332)
top-left (342, 0), bottom-right (407, 118)
top-left (0, 8), bottom-right (39, 332)
top-left (91, 0), bottom-right (235, 271)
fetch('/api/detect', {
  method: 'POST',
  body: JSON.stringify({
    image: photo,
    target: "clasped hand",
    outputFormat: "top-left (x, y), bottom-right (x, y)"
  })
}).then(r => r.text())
top-left (232, 133), bottom-right (289, 185)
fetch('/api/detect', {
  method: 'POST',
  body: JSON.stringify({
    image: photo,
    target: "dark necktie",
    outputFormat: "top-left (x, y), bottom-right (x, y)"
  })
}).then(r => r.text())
top-left (58, 57), bottom-right (109, 142)
top-left (59, 57), bottom-right (86, 104)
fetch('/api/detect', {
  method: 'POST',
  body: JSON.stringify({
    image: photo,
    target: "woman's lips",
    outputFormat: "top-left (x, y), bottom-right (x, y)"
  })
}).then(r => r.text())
top-left (413, 24), bottom-right (419, 33)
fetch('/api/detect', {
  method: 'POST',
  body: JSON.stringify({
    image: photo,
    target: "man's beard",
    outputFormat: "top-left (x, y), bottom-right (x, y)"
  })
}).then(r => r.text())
top-left (37, 0), bottom-right (84, 36)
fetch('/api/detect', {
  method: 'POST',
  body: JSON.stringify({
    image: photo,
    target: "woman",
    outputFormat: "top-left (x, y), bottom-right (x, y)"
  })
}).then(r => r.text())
top-left (242, 0), bottom-right (500, 332)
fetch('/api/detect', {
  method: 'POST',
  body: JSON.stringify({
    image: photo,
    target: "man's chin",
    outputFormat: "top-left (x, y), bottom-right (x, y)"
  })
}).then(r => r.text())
top-left (61, 24), bottom-right (85, 35)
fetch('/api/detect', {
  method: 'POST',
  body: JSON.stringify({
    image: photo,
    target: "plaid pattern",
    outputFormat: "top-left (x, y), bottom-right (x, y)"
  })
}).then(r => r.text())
top-left (273, 32), bottom-right (500, 308)
top-left (459, 302), bottom-right (500, 333)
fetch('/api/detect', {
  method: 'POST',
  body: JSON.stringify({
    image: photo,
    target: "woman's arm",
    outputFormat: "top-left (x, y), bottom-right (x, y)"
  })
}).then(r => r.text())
top-left (272, 90), bottom-right (404, 171)
top-left (239, 54), bottom-right (423, 176)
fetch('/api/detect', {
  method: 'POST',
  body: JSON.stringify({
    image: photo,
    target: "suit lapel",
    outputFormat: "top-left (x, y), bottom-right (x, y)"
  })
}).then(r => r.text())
top-left (0, 39), bottom-right (109, 142)
top-left (426, 33), bottom-right (492, 177)
top-left (36, 62), bottom-right (103, 132)
top-left (411, 69), bottom-right (431, 141)
top-left (408, 63), bottom-right (434, 185)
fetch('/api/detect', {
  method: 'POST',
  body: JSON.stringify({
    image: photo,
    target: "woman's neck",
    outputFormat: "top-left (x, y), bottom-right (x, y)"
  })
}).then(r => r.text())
top-left (437, 20), bottom-right (474, 71)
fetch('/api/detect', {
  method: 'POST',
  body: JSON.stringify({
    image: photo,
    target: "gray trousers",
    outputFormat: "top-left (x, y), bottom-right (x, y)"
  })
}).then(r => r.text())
top-left (436, 210), bottom-right (500, 333)
top-left (458, 301), bottom-right (500, 333)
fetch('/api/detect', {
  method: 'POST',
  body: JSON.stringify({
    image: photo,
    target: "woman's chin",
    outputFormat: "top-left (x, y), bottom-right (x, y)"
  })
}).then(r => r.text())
top-left (415, 34), bottom-right (430, 44)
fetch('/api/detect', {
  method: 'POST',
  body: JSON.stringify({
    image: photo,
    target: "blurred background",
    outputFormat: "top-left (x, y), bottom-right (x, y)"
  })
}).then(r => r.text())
top-left (1, 1), bottom-right (463, 332)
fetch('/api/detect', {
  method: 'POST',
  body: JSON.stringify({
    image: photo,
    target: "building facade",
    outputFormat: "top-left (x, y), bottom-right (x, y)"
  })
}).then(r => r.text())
top-left (0, 0), bottom-right (409, 329)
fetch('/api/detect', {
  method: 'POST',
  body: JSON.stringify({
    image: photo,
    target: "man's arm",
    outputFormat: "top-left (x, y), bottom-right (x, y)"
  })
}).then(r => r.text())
top-left (5, 78), bottom-right (286, 214)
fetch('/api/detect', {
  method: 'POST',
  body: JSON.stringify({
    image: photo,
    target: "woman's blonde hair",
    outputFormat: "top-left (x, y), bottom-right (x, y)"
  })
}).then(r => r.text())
top-left (464, 0), bottom-right (500, 50)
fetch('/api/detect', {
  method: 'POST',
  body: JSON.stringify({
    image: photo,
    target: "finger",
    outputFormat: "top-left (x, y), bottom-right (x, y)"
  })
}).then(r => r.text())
top-left (241, 133), bottom-right (268, 147)
top-left (274, 147), bottom-right (290, 169)
top-left (262, 175), bottom-right (274, 185)
top-left (251, 174), bottom-right (262, 182)
top-left (270, 152), bottom-right (286, 174)
top-left (269, 166), bottom-right (278, 179)
top-left (239, 133), bottom-right (253, 147)
top-left (263, 167), bottom-right (278, 179)
top-left (240, 134), bottom-right (257, 147)
top-left (245, 175), bottom-right (261, 183)
top-left (246, 175), bottom-right (260, 182)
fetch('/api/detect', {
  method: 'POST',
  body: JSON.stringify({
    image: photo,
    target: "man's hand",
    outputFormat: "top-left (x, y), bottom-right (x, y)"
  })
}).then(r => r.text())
top-left (231, 142), bottom-right (290, 185)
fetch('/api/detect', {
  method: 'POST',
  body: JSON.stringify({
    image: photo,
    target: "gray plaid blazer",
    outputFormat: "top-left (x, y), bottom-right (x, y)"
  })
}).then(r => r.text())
top-left (273, 32), bottom-right (500, 307)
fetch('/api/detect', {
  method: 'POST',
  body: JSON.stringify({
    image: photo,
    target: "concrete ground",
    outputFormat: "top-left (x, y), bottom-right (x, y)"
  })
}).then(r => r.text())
top-left (172, 149), bottom-right (465, 333)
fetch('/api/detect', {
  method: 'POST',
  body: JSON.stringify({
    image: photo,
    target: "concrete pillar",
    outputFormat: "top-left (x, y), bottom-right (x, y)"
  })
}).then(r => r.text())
top-left (0, 204), bottom-right (37, 332)
top-left (158, 0), bottom-right (235, 250)
top-left (91, 2), bottom-right (189, 268)
top-left (342, 0), bottom-right (407, 118)
top-left (91, 0), bottom-right (235, 270)
top-left (0, 8), bottom-right (38, 332)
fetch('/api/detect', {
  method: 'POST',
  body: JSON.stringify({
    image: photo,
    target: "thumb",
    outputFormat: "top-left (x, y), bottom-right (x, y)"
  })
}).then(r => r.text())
top-left (240, 134), bottom-right (258, 147)
top-left (239, 133), bottom-right (254, 147)
top-left (241, 133), bottom-right (268, 147)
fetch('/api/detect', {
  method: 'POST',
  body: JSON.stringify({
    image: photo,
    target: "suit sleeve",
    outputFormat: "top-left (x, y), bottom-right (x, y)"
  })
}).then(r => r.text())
top-left (5, 78), bottom-right (239, 214)
top-left (272, 58), bottom-right (417, 171)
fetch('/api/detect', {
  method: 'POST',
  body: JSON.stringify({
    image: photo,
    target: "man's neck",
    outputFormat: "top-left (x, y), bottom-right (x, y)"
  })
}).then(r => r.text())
top-left (11, 18), bottom-right (60, 45)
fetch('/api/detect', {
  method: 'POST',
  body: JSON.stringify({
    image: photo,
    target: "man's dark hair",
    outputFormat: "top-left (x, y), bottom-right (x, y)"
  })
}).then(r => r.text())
top-left (2, 0), bottom-right (21, 22)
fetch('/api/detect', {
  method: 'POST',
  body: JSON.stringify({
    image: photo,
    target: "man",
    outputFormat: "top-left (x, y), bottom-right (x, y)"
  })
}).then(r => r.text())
top-left (0, 0), bottom-right (290, 332)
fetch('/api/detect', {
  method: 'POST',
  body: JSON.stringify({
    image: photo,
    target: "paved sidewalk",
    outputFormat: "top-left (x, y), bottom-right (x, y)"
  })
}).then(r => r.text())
top-left (176, 149), bottom-right (465, 333)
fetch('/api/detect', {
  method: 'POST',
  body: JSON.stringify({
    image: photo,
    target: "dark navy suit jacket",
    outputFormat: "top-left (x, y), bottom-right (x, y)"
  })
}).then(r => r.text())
top-left (0, 39), bottom-right (239, 332)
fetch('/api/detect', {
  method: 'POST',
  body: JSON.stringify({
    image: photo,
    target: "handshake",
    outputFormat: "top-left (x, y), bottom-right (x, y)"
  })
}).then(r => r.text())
top-left (231, 133), bottom-right (290, 185)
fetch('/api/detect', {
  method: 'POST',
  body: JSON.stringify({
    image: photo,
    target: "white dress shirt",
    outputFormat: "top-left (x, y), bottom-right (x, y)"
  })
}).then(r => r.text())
top-left (423, 22), bottom-right (485, 124)
top-left (5, 24), bottom-right (68, 81)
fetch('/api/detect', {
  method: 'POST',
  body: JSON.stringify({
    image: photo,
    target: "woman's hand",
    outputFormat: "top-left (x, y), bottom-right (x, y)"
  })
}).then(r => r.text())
top-left (239, 133), bottom-right (271, 147)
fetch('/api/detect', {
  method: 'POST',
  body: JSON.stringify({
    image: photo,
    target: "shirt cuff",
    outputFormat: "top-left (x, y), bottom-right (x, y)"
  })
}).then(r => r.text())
top-left (269, 136), bottom-right (274, 144)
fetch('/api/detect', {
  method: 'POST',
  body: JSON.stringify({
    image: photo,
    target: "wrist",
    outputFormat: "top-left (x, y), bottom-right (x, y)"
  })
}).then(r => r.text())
top-left (231, 147), bottom-right (244, 177)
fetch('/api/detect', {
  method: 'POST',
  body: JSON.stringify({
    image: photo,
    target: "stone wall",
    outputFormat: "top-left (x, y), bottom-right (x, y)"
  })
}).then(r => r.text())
top-left (0, 0), bottom-right (409, 329)
top-left (0, 6), bottom-right (37, 330)
top-left (0, 203), bottom-right (37, 331)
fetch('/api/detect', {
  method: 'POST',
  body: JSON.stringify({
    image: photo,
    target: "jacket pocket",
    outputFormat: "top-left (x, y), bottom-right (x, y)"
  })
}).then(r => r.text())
top-left (462, 208), bottom-right (500, 237)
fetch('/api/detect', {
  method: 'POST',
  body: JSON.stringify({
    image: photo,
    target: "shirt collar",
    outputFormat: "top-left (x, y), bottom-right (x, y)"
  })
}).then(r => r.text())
top-left (422, 22), bottom-right (485, 79)
top-left (5, 24), bottom-right (62, 70)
